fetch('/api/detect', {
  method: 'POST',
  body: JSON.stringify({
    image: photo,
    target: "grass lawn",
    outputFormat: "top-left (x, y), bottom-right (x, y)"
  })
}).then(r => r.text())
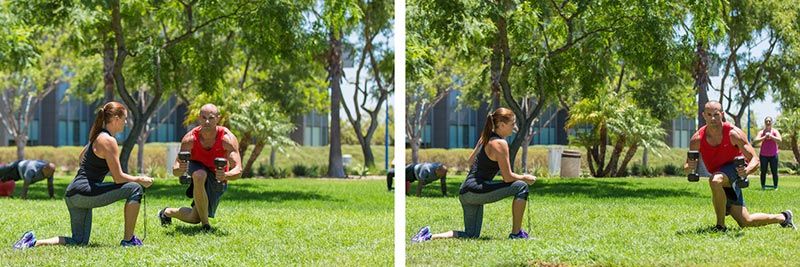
top-left (407, 175), bottom-right (800, 266)
top-left (0, 176), bottom-right (393, 266)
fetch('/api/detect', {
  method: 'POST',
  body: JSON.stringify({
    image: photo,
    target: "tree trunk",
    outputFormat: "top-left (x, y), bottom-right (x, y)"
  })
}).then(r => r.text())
top-left (270, 147), bottom-right (276, 168)
top-left (103, 39), bottom-right (115, 103)
top-left (15, 135), bottom-right (26, 161)
top-left (327, 30), bottom-right (345, 178)
top-left (617, 144), bottom-right (638, 177)
top-left (604, 135), bottom-right (626, 177)
top-left (359, 139), bottom-right (375, 169)
top-left (411, 138), bottom-right (420, 165)
top-left (239, 133), bottom-right (252, 162)
top-left (791, 135), bottom-right (799, 169)
top-left (695, 41), bottom-right (710, 128)
top-left (137, 134), bottom-right (146, 174)
top-left (244, 141), bottom-right (265, 178)
top-left (586, 146), bottom-right (598, 177)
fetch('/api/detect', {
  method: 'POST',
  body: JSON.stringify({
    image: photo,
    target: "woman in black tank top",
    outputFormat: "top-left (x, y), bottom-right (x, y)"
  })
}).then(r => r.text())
top-left (412, 108), bottom-right (538, 243)
top-left (13, 102), bottom-right (155, 249)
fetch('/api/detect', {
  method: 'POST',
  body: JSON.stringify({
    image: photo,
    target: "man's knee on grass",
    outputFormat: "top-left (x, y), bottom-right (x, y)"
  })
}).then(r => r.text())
top-left (730, 206), bottom-right (751, 227)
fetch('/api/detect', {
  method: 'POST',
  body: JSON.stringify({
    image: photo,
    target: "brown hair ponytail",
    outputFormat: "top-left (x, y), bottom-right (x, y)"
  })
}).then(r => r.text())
top-left (479, 107), bottom-right (515, 147)
top-left (88, 102), bottom-right (127, 144)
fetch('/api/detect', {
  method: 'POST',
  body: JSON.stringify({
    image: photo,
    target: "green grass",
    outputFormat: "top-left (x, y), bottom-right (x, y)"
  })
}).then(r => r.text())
top-left (0, 176), bottom-right (393, 266)
top-left (407, 175), bottom-right (800, 266)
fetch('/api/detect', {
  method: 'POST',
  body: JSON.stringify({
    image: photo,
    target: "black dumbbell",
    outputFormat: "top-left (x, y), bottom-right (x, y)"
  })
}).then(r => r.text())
top-left (214, 157), bottom-right (227, 183)
top-left (687, 150), bottom-right (700, 182)
top-left (178, 152), bottom-right (191, 185)
top-left (733, 156), bottom-right (750, 188)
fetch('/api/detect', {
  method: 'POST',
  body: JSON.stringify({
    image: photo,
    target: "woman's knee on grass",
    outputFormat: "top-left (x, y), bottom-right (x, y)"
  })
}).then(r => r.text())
top-left (511, 180), bottom-right (529, 200)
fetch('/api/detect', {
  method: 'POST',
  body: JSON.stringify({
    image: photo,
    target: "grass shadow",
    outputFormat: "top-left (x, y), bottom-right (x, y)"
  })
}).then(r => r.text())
top-left (676, 225), bottom-right (745, 238)
top-left (420, 178), bottom-right (702, 199)
top-left (532, 179), bottom-right (700, 199)
top-left (17, 179), bottom-right (342, 204)
top-left (164, 224), bottom-right (231, 237)
top-left (144, 182), bottom-right (342, 203)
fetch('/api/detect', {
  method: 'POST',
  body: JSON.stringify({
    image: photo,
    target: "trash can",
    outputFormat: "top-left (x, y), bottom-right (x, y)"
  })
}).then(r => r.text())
top-left (166, 143), bottom-right (180, 171)
top-left (560, 150), bottom-right (581, 178)
top-left (548, 146), bottom-right (564, 176)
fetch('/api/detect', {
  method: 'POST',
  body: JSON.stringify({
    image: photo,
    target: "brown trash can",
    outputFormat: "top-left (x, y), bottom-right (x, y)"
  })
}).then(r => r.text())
top-left (560, 150), bottom-right (582, 178)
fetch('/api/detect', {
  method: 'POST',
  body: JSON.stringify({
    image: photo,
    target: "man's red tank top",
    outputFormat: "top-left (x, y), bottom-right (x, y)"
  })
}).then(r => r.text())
top-left (699, 122), bottom-right (743, 173)
top-left (191, 126), bottom-right (229, 171)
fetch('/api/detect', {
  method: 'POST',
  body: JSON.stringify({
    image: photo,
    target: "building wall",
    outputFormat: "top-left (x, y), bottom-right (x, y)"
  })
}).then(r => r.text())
top-left (4, 85), bottom-right (191, 147)
top-left (289, 111), bottom-right (329, 146)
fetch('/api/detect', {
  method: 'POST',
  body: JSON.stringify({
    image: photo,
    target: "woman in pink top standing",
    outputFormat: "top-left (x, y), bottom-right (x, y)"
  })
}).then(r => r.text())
top-left (754, 117), bottom-right (782, 190)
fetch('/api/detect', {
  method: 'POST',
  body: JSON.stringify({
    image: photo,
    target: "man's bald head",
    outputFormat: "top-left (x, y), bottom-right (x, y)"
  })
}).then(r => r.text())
top-left (704, 100), bottom-right (722, 112)
top-left (200, 104), bottom-right (220, 116)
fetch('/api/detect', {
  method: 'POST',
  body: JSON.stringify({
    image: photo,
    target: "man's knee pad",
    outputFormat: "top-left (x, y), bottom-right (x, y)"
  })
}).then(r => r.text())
top-left (512, 180), bottom-right (529, 200)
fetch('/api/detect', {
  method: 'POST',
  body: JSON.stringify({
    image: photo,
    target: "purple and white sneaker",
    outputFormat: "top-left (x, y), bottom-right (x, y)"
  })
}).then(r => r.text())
top-left (508, 229), bottom-right (530, 239)
top-left (411, 226), bottom-right (432, 243)
top-left (120, 235), bottom-right (143, 247)
top-left (12, 231), bottom-right (36, 250)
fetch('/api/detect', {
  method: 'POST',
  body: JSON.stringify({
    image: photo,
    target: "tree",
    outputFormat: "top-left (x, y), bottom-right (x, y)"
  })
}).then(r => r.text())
top-left (310, 0), bottom-right (363, 178)
top-left (0, 21), bottom-right (86, 160)
top-left (341, 0), bottom-right (393, 168)
top-left (714, 0), bottom-right (800, 127)
top-left (566, 89), bottom-right (667, 177)
top-left (776, 109), bottom-right (800, 166)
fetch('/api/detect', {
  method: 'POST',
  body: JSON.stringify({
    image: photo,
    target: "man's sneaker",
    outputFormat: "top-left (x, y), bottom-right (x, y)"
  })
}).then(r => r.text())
top-left (12, 231), bottom-right (36, 250)
top-left (158, 208), bottom-right (172, 226)
top-left (509, 229), bottom-right (530, 239)
top-left (712, 225), bottom-right (728, 232)
top-left (120, 235), bottom-right (143, 247)
top-left (201, 224), bottom-right (212, 232)
top-left (411, 226), bottom-right (431, 243)
top-left (781, 210), bottom-right (796, 230)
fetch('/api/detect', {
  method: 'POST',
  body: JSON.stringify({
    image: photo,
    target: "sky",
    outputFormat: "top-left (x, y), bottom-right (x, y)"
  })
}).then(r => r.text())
top-left (707, 32), bottom-right (782, 129)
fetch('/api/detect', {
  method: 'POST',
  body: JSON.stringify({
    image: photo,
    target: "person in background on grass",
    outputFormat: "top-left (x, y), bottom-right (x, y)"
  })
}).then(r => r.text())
top-left (13, 101), bottom-right (154, 249)
top-left (387, 162), bottom-right (448, 197)
top-left (411, 107), bottom-right (537, 242)
top-left (0, 159), bottom-right (56, 199)
top-left (753, 116), bottom-right (782, 190)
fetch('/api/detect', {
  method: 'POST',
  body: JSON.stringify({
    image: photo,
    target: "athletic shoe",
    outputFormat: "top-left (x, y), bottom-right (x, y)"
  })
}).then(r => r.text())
top-left (781, 210), bottom-right (796, 230)
top-left (158, 208), bottom-right (171, 226)
top-left (201, 224), bottom-right (212, 232)
top-left (509, 229), bottom-right (530, 239)
top-left (712, 225), bottom-right (728, 232)
top-left (411, 226), bottom-right (431, 243)
top-left (120, 235), bottom-right (143, 247)
top-left (12, 231), bottom-right (36, 250)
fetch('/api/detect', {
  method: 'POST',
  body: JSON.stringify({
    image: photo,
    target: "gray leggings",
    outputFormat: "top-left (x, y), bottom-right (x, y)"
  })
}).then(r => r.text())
top-left (456, 180), bottom-right (528, 238)
top-left (63, 182), bottom-right (143, 245)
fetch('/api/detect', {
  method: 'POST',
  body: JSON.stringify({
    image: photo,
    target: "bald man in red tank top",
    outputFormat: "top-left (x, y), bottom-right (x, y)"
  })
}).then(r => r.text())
top-left (684, 101), bottom-right (794, 231)
top-left (160, 104), bottom-right (243, 231)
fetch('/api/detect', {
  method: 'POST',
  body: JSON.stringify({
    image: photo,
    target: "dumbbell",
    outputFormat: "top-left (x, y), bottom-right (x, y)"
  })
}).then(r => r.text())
top-left (733, 156), bottom-right (750, 188)
top-left (214, 157), bottom-right (227, 183)
top-left (687, 150), bottom-right (700, 182)
top-left (178, 152), bottom-right (191, 185)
